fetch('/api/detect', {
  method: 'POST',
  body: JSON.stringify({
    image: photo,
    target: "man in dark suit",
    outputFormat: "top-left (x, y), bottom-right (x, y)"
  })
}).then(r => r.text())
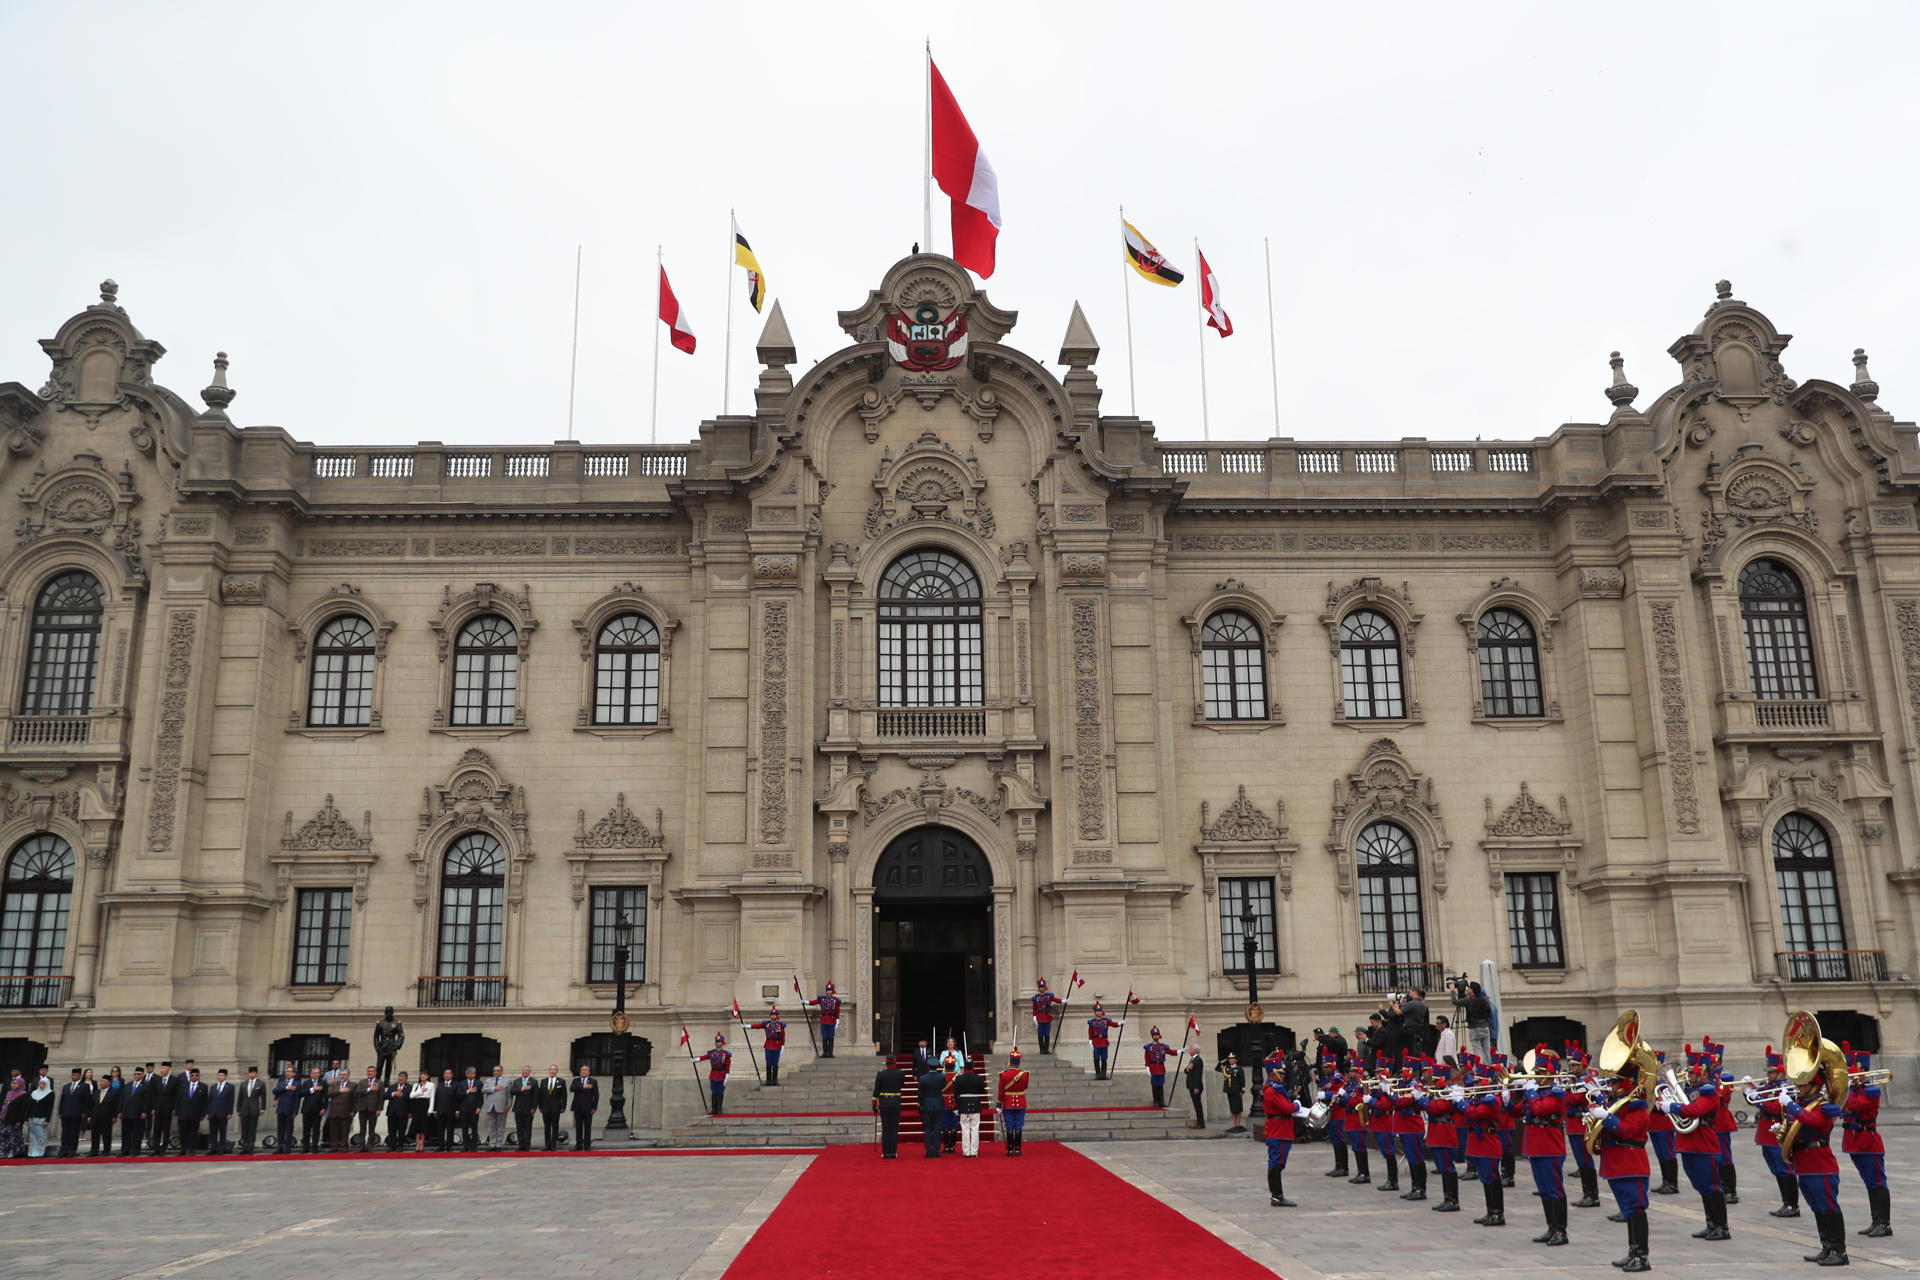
top-left (912, 1040), bottom-right (934, 1077)
top-left (457, 1066), bottom-right (483, 1150)
top-left (432, 1069), bottom-right (459, 1152)
top-left (538, 1063), bottom-right (568, 1150)
top-left (120, 1066), bottom-right (153, 1155)
top-left (89, 1069), bottom-right (121, 1155)
top-left (176, 1069), bottom-right (207, 1154)
top-left (235, 1066), bottom-right (267, 1153)
top-left (872, 1061), bottom-right (906, 1158)
top-left (271, 1065), bottom-right (302, 1154)
top-left (509, 1065), bottom-right (539, 1151)
top-left (298, 1066), bottom-right (326, 1152)
top-left (148, 1062), bottom-right (180, 1154)
top-left (206, 1069), bottom-right (235, 1153)
top-left (57, 1069), bottom-right (91, 1157)
top-left (916, 1065), bottom-right (946, 1158)
top-left (570, 1066), bottom-right (599, 1151)
top-left (383, 1073), bottom-right (412, 1151)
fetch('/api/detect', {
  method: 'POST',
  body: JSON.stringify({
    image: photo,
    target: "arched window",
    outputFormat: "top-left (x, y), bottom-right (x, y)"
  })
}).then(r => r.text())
top-left (451, 615), bottom-right (518, 726)
top-left (1356, 822), bottom-right (1425, 986)
top-left (433, 833), bottom-right (504, 1004)
top-left (593, 614), bottom-right (660, 725)
top-left (1339, 610), bottom-right (1404, 719)
top-left (0, 834), bottom-right (73, 1008)
top-left (878, 549), bottom-right (983, 707)
top-left (1201, 610), bottom-right (1268, 720)
top-left (306, 615), bottom-right (376, 727)
top-left (1773, 813), bottom-right (1847, 980)
top-left (1477, 608), bottom-right (1543, 718)
top-left (1740, 559), bottom-right (1818, 701)
top-left (20, 572), bottom-right (103, 717)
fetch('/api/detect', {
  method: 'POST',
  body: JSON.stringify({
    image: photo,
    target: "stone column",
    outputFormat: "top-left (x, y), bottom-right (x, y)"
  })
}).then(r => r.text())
top-left (992, 884), bottom-right (1014, 1049)
top-left (69, 848), bottom-right (109, 1007)
top-left (827, 841), bottom-right (851, 997)
top-left (1016, 838), bottom-right (1039, 999)
top-left (853, 886), bottom-right (875, 1048)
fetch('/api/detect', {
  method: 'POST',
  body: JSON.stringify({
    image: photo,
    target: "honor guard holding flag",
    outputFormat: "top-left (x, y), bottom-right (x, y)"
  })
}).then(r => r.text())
top-left (1086, 1002), bottom-right (1123, 1080)
top-left (997, 1049), bottom-right (1029, 1156)
top-left (1144, 1027), bottom-right (1174, 1107)
top-left (805, 983), bottom-right (841, 1058)
top-left (750, 1006), bottom-right (787, 1087)
top-left (1031, 979), bottom-right (1063, 1054)
top-left (705, 1035), bottom-right (733, 1116)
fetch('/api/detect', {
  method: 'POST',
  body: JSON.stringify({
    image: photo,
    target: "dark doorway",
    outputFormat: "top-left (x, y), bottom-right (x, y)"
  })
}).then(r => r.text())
top-left (0, 1037), bottom-right (48, 1079)
top-left (268, 1034), bottom-right (352, 1079)
top-left (1815, 1010), bottom-right (1879, 1054)
top-left (419, 1033), bottom-right (503, 1081)
top-left (873, 826), bottom-right (995, 1051)
top-left (569, 1033), bottom-right (652, 1080)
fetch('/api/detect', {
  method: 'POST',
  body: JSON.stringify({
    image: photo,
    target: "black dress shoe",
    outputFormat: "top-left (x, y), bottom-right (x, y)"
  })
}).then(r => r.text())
top-left (1482, 1213), bottom-right (1505, 1227)
top-left (1653, 1182), bottom-right (1680, 1195)
top-left (1772, 1203), bottom-right (1801, 1218)
top-left (1692, 1223), bottom-right (1714, 1238)
top-left (1431, 1200), bottom-right (1459, 1212)
top-left (1574, 1195), bottom-right (1601, 1208)
top-left (1702, 1225), bottom-right (1731, 1242)
top-left (1270, 1195), bottom-right (1297, 1207)
top-left (1532, 1228), bottom-right (1554, 1243)
top-left (1608, 1211), bottom-right (1626, 1223)
top-left (1726, 1193), bottom-right (1740, 1205)
top-left (1376, 1181), bottom-right (1400, 1192)
top-left (1863, 1223), bottom-right (1892, 1238)
top-left (1545, 1231), bottom-right (1569, 1246)
top-left (1817, 1253), bottom-right (1850, 1267)
top-left (1349, 1173), bottom-right (1370, 1184)
top-left (1805, 1246), bottom-right (1834, 1263)
top-left (1619, 1255), bottom-right (1650, 1273)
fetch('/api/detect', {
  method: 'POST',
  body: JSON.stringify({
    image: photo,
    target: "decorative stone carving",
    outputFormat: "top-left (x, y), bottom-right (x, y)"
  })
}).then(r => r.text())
top-left (1575, 519), bottom-right (1608, 539)
top-left (282, 796), bottom-right (373, 851)
top-left (1696, 451), bottom-right (1819, 573)
top-left (1200, 787), bottom-right (1286, 843)
top-left (578, 793), bottom-right (665, 849)
top-left (1070, 848), bottom-right (1114, 865)
top-left (572, 535), bottom-right (679, 556)
top-left (1178, 534), bottom-right (1272, 551)
top-left (1113, 513), bottom-right (1145, 532)
top-left (308, 537), bottom-right (406, 557)
top-left (427, 582), bottom-right (536, 662)
top-left (232, 526), bottom-right (271, 546)
top-left (1485, 783), bottom-right (1572, 837)
top-left (1060, 554), bottom-right (1106, 584)
top-left (1648, 601), bottom-right (1702, 834)
top-left (1326, 738), bottom-right (1449, 895)
top-left (1480, 784), bottom-right (1580, 892)
top-left (435, 537), bottom-right (546, 557)
top-left (862, 428), bottom-right (996, 540)
top-left (759, 600), bottom-right (789, 845)
top-left (172, 517), bottom-right (211, 536)
top-left (753, 554), bottom-right (800, 585)
top-left (14, 452), bottom-right (146, 578)
top-left (1198, 786), bottom-right (1298, 899)
top-left (220, 574), bottom-right (266, 605)
top-left (1071, 598), bottom-right (1106, 842)
top-left (412, 749), bottom-right (532, 912)
top-left (1577, 567), bottom-right (1625, 598)
top-left (145, 610), bottom-right (197, 853)
top-left (0, 784), bottom-right (81, 825)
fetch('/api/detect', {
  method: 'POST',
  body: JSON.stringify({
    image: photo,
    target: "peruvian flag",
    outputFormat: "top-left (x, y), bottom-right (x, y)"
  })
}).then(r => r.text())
top-left (730, 998), bottom-right (742, 1020)
top-left (679, 1025), bottom-right (691, 1047)
top-left (1198, 248), bottom-right (1233, 337)
top-left (659, 265), bottom-right (696, 354)
top-left (1070, 969), bottom-right (1085, 989)
top-left (930, 60), bottom-right (1000, 278)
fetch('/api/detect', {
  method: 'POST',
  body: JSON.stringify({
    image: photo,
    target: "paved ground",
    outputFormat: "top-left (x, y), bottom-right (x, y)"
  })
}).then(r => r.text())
top-left (4, 1131), bottom-right (1919, 1278)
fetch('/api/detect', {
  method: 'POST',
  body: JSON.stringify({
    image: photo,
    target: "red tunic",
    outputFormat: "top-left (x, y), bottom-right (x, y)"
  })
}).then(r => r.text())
top-left (1519, 1088), bottom-right (1569, 1157)
top-left (1645, 1103), bottom-right (1674, 1135)
top-left (1713, 1081), bottom-right (1739, 1134)
top-left (1670, 1085), bottom-right (1722, 1155)
top-left (1338, 1086), bottom-right (1365, 1129)
top-left (1463, 1096), bottom-right (1504, 1159)
top-left (1366, 1089), bottom-right (1393, 1134)
top-left (1262, 1084), bottom-right (1296, 1140)
top-left (1564, 1085), bottom-right (1594, 1139)
top-left (1423, 1095), bottom-right (1459, 1149)
top-left (1755, 1095), bottom-right (1784, 1148)
top-left (997, 1067), bottom-right (1029, 1110)
top-left (1596, 1099), bottom-right (1651, 1180)
top-left (1783, 1101), bottom-right (1840, 1175)
top-left (1842, 1088), bottom-right (1884, 1155)
top-left (1392, 1089), bottom-right (1425, 1135)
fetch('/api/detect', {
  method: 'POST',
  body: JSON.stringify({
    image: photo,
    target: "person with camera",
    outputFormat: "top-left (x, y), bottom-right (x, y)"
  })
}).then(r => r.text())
top-left (1451, 977), bottom-right (1495, 1060)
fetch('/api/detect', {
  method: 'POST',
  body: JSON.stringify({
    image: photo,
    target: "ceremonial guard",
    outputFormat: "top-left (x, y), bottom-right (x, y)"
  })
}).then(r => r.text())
top-left (750, 1006), bottom-right (787, 1086)
top-left (1262, 1059), bottom-right (1299, 1207)
top-left (1220, 1052), bottom-right (1247, 1135)
top-left (1392, 1062), bottom-right (1429, 1202)
top-left (1647, 1050), bottom-right (1681, 1196)
top-left (955, 1060), bottom-right (987, 1157)
top-left (916, 1059), bottom-right (945, 1158)
top-left (1085, 1002), bottom-right (1123, 1080)
top-left (1516, 1048), bottom-right (1570, 1246)
top-left (1780, 1070), bottom-right (1849, 1265)
top-left (997, 1049), bottom-right (1029, 1156)
top-left (940, 1065), bottom-right (961, 1153)
top-left (1841, 1042), bottom-right (1890, 1238)
top-left (1755, 1046), bottom-right (1801, 1218)
top-left (871, 1057), bottom-right (905, 1158)
top-left (805, 982), bottom-right (841, 1058)
top-left (1463, 1067), bottom-right (1507, 1227)
top-left (1031, 979), bottom-right (1063, 1054)
top-left (1704, 1037), bottom-right (1741, 1203)
top-left (705, 1035), bottom-right (733, 1116)
top-left (1341, 1068), bottom-right (1372, 1184)
top-left (1317, 1066), bottom-right (1348, 1174)
top-left (1144, 1027), bottom-right (1174, 1107)
top-left (1588, 1062), bottom-right (1653, 1272)
top-left (1421, 1064), bottom-right (1463, 1212)
top-left (1367, 1072), bottom-right (1400, 1191)
top-left (1564, 1047), bottom-right (1603, 1208)
top-left (1664, 1044), bottom-right (1732, 1242)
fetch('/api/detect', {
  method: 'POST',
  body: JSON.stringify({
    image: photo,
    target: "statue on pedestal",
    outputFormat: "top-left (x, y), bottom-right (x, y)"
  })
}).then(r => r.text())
top-left (373, 1006), bottom-right (405, 1084)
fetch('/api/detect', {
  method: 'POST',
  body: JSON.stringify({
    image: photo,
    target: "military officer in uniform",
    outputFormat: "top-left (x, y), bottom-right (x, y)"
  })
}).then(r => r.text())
top-left (1587, 1059), bottom-right (1653, 1273)
top-left (1220, 1052), bottom-right (1247, 1135)
top-left (1143, 1027), bottom-right (1174, 1107)
top-left (955, 1059), bottom-right (987, 1157)
top-left (750, 1006), bottom-right (787, 1086)
top-left (997, 1049), bottom-right (1029, 1156)
top-left (871, 1058), bottom-right (905, 1158)
top-left (1085, 1002), bottom-right (1124, 1080)
top-left (1515, 1048), bottom-right (1570, 1246)
top-left (1841, 1042), bottom-right (1890, 1237)
top-left (705, 1036), bottom-right (733, 1116)
top-left (805, 982), bottom-right (841, 1058)
top-left (1262, 1060), bottom-right (1299, 1207)
top-left (1031, 979), bottom-right (1063, 1055)
top-left (916, 1060), bottom-right (946, 1158)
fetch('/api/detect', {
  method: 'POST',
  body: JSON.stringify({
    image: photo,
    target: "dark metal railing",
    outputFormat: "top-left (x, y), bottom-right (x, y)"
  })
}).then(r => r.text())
top-left (1355, 961), bottom-right (1445, 995)
top-left (415, 975), bottom-right (505, 1007)
top-left (0, 974), bottom-right (70, 1007)
top-left (1776, 950), bottom-right (1887, 983)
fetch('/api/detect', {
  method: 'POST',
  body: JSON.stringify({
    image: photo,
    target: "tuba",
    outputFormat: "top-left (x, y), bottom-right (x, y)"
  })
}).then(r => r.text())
top-left (1583, 1009), bottom-right (1659, 1157)
top-left (1778, 1010), bottom-right (1850, 1153)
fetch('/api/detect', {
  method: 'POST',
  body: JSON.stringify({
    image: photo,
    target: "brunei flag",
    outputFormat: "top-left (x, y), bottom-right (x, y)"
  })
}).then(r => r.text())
top-left (733, 218), bottom-right (766, 313)
top-left (1123, 219), bottom-right (1184, 287)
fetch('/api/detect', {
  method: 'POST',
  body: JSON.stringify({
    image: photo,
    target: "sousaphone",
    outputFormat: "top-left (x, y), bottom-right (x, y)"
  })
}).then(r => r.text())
top-left (1584, 1008), bottom-right (1658, 1156)
top-left (1779, 1009), bottom-right (1850, 1152)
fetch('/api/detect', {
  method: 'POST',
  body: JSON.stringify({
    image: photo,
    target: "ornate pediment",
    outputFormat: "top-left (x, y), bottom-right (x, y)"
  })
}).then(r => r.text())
top-left (1484, 783), bottom-right (1572, 838)
top-left (565, 794), bottom-right (672, 908)
top-left (1200, 787), bottom-right (1287, 843)
top-left (1697, 445), bottom-right (1818, 573)
top-left (862, 427), bottom-right (996, 540)
top-left (1480, 783), bottom-right (1580, 891)
top-left (577, 793), bottom-right (664, 849)
top-left (37, 280), bottom-right (166, 426)
top-left (411, 749), bottom-right (532, 911)
top-left (1326, 738), bottom-right (1449, 895)
top-left (282, 795), bottom-right (372, 851)
top-left (13, 451), bottom-right (145, 580)
top-left (272, 794), bottom-right (379, 908)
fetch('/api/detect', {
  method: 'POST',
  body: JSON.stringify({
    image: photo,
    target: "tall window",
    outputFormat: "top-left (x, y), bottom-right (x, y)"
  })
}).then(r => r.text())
top-left (1477, 608), bottom-right (1544, 717)
top-left (1504, 872), bottom-right (1564, 968)
top-left (1357, 822), bottom-right (1425, 973)
top-left (1339, 610), bottom-right (1405, 719)
top-left (436, 833), bottom-right (504, 997)
top-left (20, 571), bottom-right (103, 717)
top-left (1740, 558), bottom-right (1818, 700)
top-left (0, 834), bottom-right (73, 1008)
top-left (1218, 877), bottom-right (1277, 973)
top-left (1201, 610), bottom-right (1268, 720)
top-left (307, 615), bottom-right (375, 727)
top-left (290, 888), bottom-right (352, 985)
top-left (588, 887), bottom-right (648, 983)
top-left (1774, 813), bottom-right (1847, 980)
top-left (451, 615), bottom-right (518, 726)
top-left (594, 615), bottom-right (661, 725)
top-left (878, 549), bottom-right (984, 706)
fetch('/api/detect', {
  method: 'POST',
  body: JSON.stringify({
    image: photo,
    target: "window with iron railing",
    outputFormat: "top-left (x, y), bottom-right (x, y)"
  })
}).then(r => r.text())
top-left (878, 550), bottom-right (983, 708)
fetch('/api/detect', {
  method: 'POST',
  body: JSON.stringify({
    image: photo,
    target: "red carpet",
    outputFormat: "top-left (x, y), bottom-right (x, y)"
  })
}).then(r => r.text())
top-left (0, 1147), bottom-right (821, 1167)
top-left (721, 1141), bottom-right (1277, 1279)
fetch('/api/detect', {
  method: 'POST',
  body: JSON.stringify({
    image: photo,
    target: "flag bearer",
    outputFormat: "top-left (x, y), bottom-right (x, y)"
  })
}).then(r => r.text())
top-left (805, 982), bottom-right (841, 1058)
top-left (749, 1006), bottom-right (786, 1086)
top-left (997, 1049), bottom-right (1029, 1157)
top-left (705, 1035), bottom-right (733, 1116)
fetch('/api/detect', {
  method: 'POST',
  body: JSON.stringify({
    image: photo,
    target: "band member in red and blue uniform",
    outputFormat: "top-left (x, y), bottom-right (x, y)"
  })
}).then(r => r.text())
top-left (1490, 1052), bottom-right (1518, 1187)
top-left (1702, 1036), bottom-right (1741, 1203)
top-left (705, 1035), bottom-right (732, 1115)
top-left (1841, 1042), bottom-right (1890, 1237)
top-left (805, 982), bottom-right (841, 1058)
top-left (1754, 1045), bottom-right (1800, 1218)
top-left (1318, 1068), bottom-right (1349, 1178)
top-left (1647, 1049), bottom-right (1680, 1195)
top-left (1662, 1044), bottom-right (1731, 1242)
top-left (1563, 1047), bottom-right (1603, 1208)
top-left (1781, 1071), bottom-right (1850, 1265)
top-left (1143, 1027), bottom-right (1175, 1107)
top-left (1463, 1067), bottom-right (1507, 1227)
top-left (997, 1049), bottom-right (1029, 1157)
top-left (1085, 1002), bottom-right (1124, 1081)
top-left (1031, 980), bottom-right (1063, 1055)
top-left (1340, 1067), bottom-right (1372, 1184)
top-left (748, 1006), bottom-right (787, 1086)
top-left (1392, 1062), bottom-right (1429, 1202)
top-left (1420, 1060), bottom-right (1463, 1212)
top-left (1367, 1071), bottom-right (1400, 1192)
top-left (1587, 1061), bottom-right (1652, 1273)
top-left (1262, 1059), bottom-right (1299, 1207)
top-left (1516, 1046), bottom-right (1570, 1247)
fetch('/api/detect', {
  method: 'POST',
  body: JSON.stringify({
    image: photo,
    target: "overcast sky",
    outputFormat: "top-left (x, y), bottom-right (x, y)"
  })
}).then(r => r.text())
top-left (5, 2), bottom-right (1918, 449)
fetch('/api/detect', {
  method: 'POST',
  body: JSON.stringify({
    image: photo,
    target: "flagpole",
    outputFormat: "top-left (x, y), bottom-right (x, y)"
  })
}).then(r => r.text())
top-left (923, 39), bottom-right (933, 253)
top-left (650, 245), bottom-right (662, 445)
top-left (566, 244), bottom-right (582, 441)
top-left (1194, 241), bottom-right (1210, 441)
top-left (1120, 206), bottom-right (1137, 416)
top-left (1264, 235), bottom-right (1280, 433)
top-left (723, 212), bottom-right (735, 416)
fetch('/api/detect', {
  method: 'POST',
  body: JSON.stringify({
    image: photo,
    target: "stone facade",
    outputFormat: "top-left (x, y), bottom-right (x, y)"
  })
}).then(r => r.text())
top-left (2, 265), bottom-right (1919, 1095)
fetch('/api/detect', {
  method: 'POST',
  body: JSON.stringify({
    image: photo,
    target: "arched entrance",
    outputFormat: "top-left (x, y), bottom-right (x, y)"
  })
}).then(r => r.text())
top-left (874, 826), bottom-right (995, 1052)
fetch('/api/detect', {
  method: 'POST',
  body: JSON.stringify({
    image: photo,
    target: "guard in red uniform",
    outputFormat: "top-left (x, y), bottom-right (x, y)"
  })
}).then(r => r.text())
top-left (705, 1035), bottom-right (733, 1115)
top-left (1662, 1044), bottom-right (1731, 1242)
top-left (1366, 1072), bottom-right (1400, 1192)
top-left (940, 1067), bottom-right (960, 1153)
top-left (1755, 1045), bottom-right (1800, 1218)
top-left (1841, 1042), bottom-right (1890, 1237)
top-left (1702, 1036), bottom-right (1741, 1203)
top-left (1143, 1027), bottom-right (1174, 1107)
top-left (1588, 1066), bottom-right (1652, 1273)
top-left (1420, 1061), bottom-right (1463, 1212)
top-left (1030, 980), bottom-right (1063, 1055)
top-left (1646, 1050), bottom-right (1680, 1196)
top-left (805, 982), bottom-right (841, 1058)
top-left (748, 1006), bottom-right (786, 1086)
top-left (1781, 1076), bottom-right (1849, 1265)
top-left (1339, 1068), bottom-right (1372, 1184)
top-left (997, 1049), bottom-right (1029, 1156)
top-left (1392, 1062), bottom-right (1429, 1202)
top-left (1463, 1068), bottom-right (1507, 1227)
top-left (1262, 1061), bottom-right (1298, 1207)
top-left (1085, 1002), bottom-right (1124, 1080)
top-left (1516, 1046), bottom-right (1570, 1247)
top-left (1563, 1047), bottom-right (1603, 1208)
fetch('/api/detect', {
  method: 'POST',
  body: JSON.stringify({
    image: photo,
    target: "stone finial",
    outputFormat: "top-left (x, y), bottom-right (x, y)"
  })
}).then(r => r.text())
top-left (755, 299), bottom-right (795, 370)
top-left (99, 279), bottom-right (120, 306)
top-left (1851, 348), bottom-right (1880, 403)
top-left (1715, 279), bottom-right (1733, 302)
top-left (200, 351), bottom-right (236, 413)
top-left (1605, 351), bottom-right (1638, 409)
top-left (1059, 300), bottom-right (1100, 368)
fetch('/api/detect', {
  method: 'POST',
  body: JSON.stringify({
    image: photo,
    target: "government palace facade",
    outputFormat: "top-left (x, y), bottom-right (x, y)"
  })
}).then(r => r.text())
top-left (1, 258), bottom-right (1917, 1111)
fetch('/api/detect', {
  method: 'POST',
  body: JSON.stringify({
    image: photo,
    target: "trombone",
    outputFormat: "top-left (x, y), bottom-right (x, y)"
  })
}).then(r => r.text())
top-left (1744, 1070), bottom-right (1887, 1108)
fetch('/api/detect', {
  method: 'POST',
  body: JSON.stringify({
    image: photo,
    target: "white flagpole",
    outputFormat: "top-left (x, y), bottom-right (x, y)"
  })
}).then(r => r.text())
top-left (1120, 206), bottom-right (1137, 416)
top-left (923, 39), bottom-right (933, 254)
top-left (1194, 240), bottom-right (1210, 440)
top-left (1264, 236), bottom-right (1280, 433)
top-left (650, 245), bottom-right (662, 445)
top-left (723, 211), bottom-right (735, 416)
top-left (566, 244), bottom-right (582, 441)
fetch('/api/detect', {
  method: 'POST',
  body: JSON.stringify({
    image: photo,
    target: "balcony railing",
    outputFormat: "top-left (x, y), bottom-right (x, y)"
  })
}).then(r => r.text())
top-left (1754, 700), bottom-right (1832, 731)
top-left (874, 708), bottom-right (988, 739)
top-left (1776, 950), bottom-right (1887, 983)
top-left (9, 716), bottom-right (90, 746)
top-left (416, 975), bottom-right (505, 1008)
top-left (0, 974), bottom-right (70, 1008)
top-left (309, 446), bottom-right (693, 484)
top-left (1355, 961), bottom-right (1445, 995)
top-left (1153, 443), bottom-right (1538, 479)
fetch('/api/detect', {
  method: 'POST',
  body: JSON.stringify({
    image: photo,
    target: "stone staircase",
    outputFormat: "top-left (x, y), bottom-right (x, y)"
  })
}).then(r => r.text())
top-left (659, 1049), bottom-right (1220, 1147)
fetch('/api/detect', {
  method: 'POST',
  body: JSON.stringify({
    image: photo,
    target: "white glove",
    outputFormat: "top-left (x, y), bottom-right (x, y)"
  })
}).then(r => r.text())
top-left (1521, 1078), bottom-right (1539, 1093)
top-left (1448, 1085), bottom-right (1466, 1103)
top-left (1587, 1106), bottom-right (1607, 1123)
top-left (1662, 1102), bottom-right (1680, 1116)
top-left (1500, 1089), bottom-right (1511, 1105)
top-left (1412, 1089), bottom-right (1427, 1103)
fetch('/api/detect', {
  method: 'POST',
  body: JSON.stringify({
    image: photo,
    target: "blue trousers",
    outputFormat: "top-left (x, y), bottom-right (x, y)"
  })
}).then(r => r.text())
top-left (1398, 1133), bottom-right (1425, 1164)
top-left (710, 1084), bottom-right (725, 1109)
top-left (822, 1025), bottom-right (835, 1044)
top-left (1569, 1137), bottom-right (1595, 1172)
top-left (1092, 1047), bottom-right (1108, 1071)
top-left (1267, 1138), bottom-right (1291, 1170)
top-left (1680, 1150), bottom-right (1721, 1194)
top-left (1852, 1152), bottom-right (1887, 1192)
top-left (1609, 1175), bottom-right (1650, 1216)
top-left (1649, 1129), bottom-right (1675, 1162)
top-left (1472, 1154), bottom-right (1500, 1185)
top-left (1432, 1146), bottom-right (1456, 1176)
top-left (764, 1048), bottom-right (781, 1072)
top-left (1800, 1172), bottom-right (1841, 1214)
top-left (1761, 1144), bottom-right (1791, 1177)
top-left (1529, 1154), bottom-right (1565, 1200)
top-left (920, 1111), bottom-right (942, 1156)
top-left (1346, 1124), bottom-right (1368, 1152)
top-left (1003, 1107), bottom-right (1025, 1132)
top-left (1375, 1130), bottom-right (1396, 1161)
top-left (1037, 1024), bottom-right (1052, 1051)
top-left (1327, 1118), bottom-right (1345, 1145)
top-left (276, 1113), bottom-right (294, 1150)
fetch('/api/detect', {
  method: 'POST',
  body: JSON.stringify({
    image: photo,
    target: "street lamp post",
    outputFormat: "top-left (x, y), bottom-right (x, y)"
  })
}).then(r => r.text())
top-left (607, 912), bottom-right (633, 1133)
top-left (1239, 901), bottom-right (1261, 1014)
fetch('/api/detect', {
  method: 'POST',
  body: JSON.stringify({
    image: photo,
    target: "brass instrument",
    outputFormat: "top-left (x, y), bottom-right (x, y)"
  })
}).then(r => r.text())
top-left (1583, 1009), bottom-right (1659, 1157)
top-left (1778, 1010), bottom-right (1851, 1153)
top-left (1653, 1067), bottom-right (1702, 1134)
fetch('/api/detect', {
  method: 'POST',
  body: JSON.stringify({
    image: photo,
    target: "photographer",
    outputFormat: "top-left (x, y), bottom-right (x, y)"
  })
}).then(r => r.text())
top-left (1449, 977), bottom-right (1493, 1059)
top-left (1312, 1027), bottom-right (1350, 1077)
top-left (1399, 986), bottom-right (1432, 1057)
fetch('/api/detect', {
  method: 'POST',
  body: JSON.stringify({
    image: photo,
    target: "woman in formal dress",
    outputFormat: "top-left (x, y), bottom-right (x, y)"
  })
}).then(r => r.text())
top-left (0, 1072), bottom-right (27, 1158)
top-left (26, 1073), bottom-right (54, 1157)
top-left (408, 1076), bottom-right (434, 1153)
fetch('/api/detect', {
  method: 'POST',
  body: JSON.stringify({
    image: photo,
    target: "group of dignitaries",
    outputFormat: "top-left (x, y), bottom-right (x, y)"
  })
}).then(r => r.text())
top-left (1265, 1036), bottom-right (1890, 1271)
top-left (868, 1041), bottom-right (1025, 1159)
top-left (1, 1060), bottom-right (609, 1157)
